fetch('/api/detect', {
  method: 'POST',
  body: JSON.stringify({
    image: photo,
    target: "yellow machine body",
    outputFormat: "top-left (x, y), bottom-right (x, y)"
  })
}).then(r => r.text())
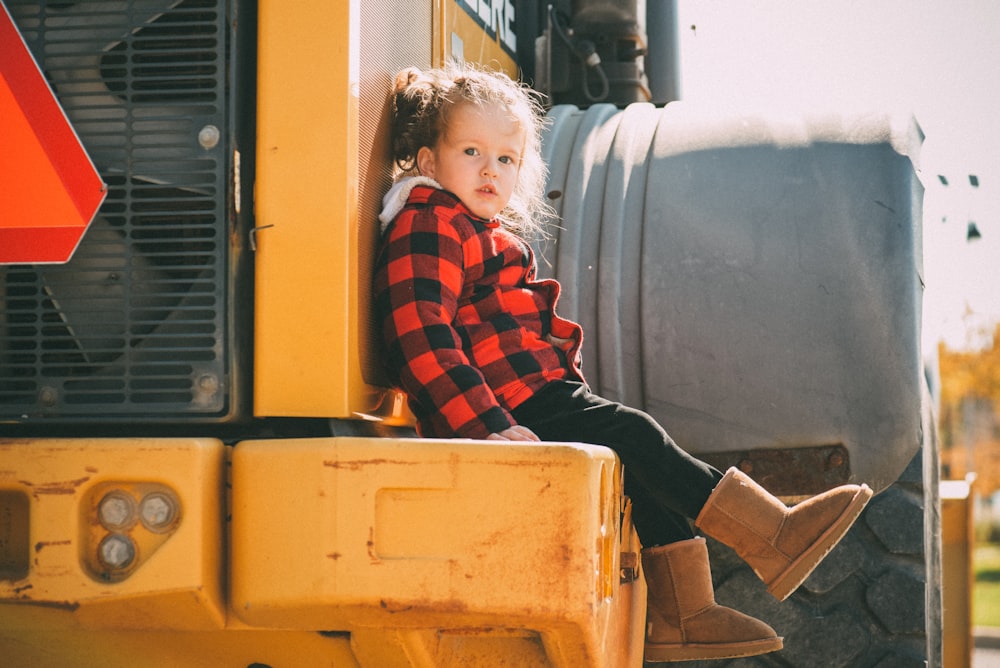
top-left (1, 437), bottom-right (644, 667)
top-left (1, 2), bottom-right (645, 665)
top-left (252, 0), bottom-right (517, 420)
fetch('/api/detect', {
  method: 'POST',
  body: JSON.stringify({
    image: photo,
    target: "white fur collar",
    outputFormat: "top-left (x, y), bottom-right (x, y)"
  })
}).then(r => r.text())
top-left (378, 176), bottom-right (443, 233)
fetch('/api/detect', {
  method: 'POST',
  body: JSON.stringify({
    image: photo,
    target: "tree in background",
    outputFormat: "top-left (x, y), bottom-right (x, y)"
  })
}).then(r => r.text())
top-left (939, 322), bottom-right (1000, 513)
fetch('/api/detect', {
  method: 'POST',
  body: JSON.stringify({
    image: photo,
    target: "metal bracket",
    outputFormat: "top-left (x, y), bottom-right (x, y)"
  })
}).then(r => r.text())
top-left (249, 224), bottom-right (274, 251)
top-left (620, 551), bottom-right (639, 584)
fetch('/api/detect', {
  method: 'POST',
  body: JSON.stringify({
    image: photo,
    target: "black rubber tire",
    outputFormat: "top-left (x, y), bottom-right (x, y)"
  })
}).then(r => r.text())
top-left (648, 437), bottom-right (942, 668)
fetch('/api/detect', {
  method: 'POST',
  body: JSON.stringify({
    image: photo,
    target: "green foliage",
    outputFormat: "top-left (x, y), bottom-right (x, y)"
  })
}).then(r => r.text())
top-left (975, 543), bottom-right (1000, 627)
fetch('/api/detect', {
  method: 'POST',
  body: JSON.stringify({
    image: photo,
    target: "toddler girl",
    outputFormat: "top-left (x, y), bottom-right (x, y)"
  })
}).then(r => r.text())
top-left (373, 64), bottom-right (872, 663)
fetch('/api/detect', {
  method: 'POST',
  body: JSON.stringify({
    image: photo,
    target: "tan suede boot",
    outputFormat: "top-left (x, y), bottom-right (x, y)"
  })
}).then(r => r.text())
top-left (695, 467), bottom-right (873, 601)
top-left (641, 537), bottom-right (783, 662)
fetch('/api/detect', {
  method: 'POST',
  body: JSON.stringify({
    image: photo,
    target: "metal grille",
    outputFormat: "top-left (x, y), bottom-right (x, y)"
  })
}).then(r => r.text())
top-left (1, 0), bottom-right (230, 419)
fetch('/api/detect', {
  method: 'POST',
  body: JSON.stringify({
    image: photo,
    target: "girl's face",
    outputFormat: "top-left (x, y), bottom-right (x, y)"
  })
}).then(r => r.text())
top-left (417, 102), bottom-right (525, 222)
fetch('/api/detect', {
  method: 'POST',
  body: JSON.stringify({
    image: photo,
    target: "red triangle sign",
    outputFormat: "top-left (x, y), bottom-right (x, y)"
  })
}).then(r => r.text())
top-left (1, 1), bottom-right (107, 264)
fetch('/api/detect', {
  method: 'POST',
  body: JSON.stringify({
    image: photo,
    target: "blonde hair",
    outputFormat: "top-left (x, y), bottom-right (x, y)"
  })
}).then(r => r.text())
top-left (390, 63), bottom-right (552, 238)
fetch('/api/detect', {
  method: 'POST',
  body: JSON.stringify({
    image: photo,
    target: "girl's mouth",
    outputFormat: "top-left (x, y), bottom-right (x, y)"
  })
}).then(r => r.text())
top-left (479, 184), bottom-right (496, 195)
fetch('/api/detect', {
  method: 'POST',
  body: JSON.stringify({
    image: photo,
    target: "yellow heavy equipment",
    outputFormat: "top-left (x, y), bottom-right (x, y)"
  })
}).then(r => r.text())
top-left (1, 1), bottom-right (940, 666)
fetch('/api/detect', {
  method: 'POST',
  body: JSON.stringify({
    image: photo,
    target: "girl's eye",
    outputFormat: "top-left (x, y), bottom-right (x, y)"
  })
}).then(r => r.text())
top-left (464, 148), bottom-right (478, 156)
top-left (499, 155), bottom-right (518, 165)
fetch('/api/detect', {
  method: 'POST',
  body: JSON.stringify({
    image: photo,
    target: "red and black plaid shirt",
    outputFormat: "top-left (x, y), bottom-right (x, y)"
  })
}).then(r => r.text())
top-left (373, 185), bottom-right (584, 438)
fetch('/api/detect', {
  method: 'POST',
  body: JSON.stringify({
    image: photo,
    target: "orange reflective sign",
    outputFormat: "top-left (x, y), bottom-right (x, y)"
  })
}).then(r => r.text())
top-left (1, 2), bottom-right (106, 264)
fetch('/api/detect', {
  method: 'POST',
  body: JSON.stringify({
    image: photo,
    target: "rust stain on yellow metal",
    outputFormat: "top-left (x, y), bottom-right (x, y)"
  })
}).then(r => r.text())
top-left (230, 436), bottom-right (645, 667)
top-left (2, 435), bottom-right (643, 666)
top-left (20, 477), bottom-right (91, 497)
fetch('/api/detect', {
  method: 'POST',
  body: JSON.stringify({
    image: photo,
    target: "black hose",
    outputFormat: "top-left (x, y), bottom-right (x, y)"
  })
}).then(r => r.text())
top-left (548, 5), bottom-right (609, 103)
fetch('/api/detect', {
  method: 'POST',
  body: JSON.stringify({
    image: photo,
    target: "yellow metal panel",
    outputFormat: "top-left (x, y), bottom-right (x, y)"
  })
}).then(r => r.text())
top-left (0, 438), bottom-right (225, 631)
top-left (231, 436), bottom-right (644, 667)
top-left (0, 629), bottom-right (360, 668)
top-left (253, 0), bottom-right (525, 420)
top-left (441, 0), bottom-right (518, 75)
top-left (941, 479), bottom-right (973, 668)
top-left (254, 0), bottom-right (378, 418)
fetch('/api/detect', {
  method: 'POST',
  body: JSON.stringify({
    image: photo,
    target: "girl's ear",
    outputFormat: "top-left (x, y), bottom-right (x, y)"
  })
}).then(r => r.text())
top-left (416, 146), bottom-right (435, 178)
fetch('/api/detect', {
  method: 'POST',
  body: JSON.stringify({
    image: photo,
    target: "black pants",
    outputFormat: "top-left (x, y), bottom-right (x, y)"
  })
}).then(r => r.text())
top-left (511, 380), bottom-right (723, 547)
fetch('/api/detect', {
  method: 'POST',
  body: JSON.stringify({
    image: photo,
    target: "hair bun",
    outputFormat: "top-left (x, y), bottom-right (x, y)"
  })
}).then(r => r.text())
top-left (393, 68), bottom-right (421, 94)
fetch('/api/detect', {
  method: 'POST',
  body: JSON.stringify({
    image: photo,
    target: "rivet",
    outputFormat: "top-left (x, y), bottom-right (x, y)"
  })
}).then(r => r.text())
top-left (198, 374), bottom-right (219, 393)
top-left (38, 386), bottom-right (58, 407)
top-left (198, 124), bottom-right (220, 150)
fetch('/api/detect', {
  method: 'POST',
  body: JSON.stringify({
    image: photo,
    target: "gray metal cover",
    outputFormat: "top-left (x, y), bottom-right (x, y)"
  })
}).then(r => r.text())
top-left (541, 102), bottom-right (925, 492)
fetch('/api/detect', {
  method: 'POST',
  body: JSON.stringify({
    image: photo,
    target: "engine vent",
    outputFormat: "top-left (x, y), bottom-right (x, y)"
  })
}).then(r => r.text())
top-left (1, 0), bottom-right (238, 420)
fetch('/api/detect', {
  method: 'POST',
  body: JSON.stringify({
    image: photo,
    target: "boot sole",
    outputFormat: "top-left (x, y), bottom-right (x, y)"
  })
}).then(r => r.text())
top-left (767, 484), bottom-right (874, 601)
top-left (644, 636), bottom-right (784, 662)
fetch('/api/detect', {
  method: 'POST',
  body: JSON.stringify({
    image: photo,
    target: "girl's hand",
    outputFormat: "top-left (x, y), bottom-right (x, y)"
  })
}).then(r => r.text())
top-left (486, 425), bottom-right (540, 442)
top-left (545, 333), bottom-right (574, 351)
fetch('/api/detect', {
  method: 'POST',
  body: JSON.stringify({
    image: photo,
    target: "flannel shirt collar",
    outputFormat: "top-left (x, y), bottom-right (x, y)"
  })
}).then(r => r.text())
top-left (379, 176), bottom-right (499, 233)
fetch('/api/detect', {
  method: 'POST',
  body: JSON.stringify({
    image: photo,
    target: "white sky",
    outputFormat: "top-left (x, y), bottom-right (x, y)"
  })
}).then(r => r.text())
top-left (676, 1), bottom-right (1000, 351)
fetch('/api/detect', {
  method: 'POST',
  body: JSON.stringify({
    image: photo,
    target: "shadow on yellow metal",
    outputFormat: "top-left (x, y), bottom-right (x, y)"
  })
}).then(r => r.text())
top-left (1, 629), bottom-right (362, 668)
top-left (1, 437), bottom-right (645, 667)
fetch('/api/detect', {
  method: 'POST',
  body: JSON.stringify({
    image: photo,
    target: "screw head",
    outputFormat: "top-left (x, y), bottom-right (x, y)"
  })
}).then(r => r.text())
top-left (98, 492), bottom-right (135, 530)
top-left (140, 492), bottom-right (178, 531)
top-left (98, 533), bottom-right (136, 570)
top-left (198, 124), bottom-right (220, 150)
